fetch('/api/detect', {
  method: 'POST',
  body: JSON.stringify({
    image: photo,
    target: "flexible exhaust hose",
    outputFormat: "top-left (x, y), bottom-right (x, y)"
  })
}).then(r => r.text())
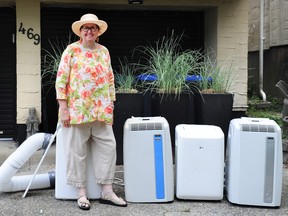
top-left (0, 133), bottom-right (55, 192)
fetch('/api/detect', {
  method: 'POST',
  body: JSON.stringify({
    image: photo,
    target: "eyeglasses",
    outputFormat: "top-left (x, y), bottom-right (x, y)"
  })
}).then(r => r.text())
top-left (81, 26), bottom-right (99, 32)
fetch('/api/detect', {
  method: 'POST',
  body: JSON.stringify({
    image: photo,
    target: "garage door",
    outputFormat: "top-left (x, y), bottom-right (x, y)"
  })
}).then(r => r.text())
top-left (41, 7), bottom-right (204, 67)
top-left (0, 7), bottom-right (16, 140)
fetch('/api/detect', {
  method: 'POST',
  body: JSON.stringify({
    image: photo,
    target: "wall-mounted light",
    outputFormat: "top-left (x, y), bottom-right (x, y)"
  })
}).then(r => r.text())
top-left (129, 0), bottom-right (143, 4)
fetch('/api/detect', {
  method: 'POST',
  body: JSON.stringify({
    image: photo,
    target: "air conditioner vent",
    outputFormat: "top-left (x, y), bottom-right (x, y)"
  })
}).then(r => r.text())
top-left (130, 122), bottom-right (163, 131)
top-left (241, 124), bottom-right (276, 133)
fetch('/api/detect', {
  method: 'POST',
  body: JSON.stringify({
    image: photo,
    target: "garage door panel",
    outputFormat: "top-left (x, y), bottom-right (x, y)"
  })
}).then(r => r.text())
top-left (0, 7), bottom-right (16, 139)
top-left (41, 7), bottom-right (204, 70)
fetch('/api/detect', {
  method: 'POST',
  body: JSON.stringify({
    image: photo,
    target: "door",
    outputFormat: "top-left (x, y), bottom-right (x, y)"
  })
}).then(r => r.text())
top-left (0, 7), bottom-right (16, 140)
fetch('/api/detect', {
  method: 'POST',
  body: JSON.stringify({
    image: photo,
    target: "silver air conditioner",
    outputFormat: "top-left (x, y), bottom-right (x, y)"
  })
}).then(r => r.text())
top-left (225, 117), bottom-right (282, 207)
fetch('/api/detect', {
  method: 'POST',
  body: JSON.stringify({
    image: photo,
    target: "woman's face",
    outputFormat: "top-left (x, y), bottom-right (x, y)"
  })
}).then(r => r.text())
top-left (80, 23), bottom-right (99, 42)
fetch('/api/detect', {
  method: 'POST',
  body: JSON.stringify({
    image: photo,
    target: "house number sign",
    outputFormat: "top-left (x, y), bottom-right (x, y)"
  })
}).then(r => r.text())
top-left (18, 22), bottom-right (41, 45)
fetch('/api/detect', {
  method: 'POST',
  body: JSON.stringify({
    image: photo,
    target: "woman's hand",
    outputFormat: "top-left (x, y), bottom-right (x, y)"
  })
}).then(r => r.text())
top-left (60, 107), bottom-right (71, 127)
top-left (58, 99), bottom-right (70, 127)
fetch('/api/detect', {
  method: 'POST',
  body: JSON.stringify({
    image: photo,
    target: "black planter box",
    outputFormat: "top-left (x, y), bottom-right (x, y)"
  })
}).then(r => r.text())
top-left (150, 93), bottom-right (195, 159)
top-left (113, 92), bottom-right (151, 165)
top-left (42, 92), bottom-right (58, 134)
top-left (194, 93), bottom-right (234, 143)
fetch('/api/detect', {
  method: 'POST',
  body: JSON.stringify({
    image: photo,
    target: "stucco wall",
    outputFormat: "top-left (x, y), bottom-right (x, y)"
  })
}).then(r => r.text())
top-left (16, 0), bottom-right (41, 124)
top-left (14, 0), bottom-right (248, 124)
top-left (217, 0), bottom-right (248, 110)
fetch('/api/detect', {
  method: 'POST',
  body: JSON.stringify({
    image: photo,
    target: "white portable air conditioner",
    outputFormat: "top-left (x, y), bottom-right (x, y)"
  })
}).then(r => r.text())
top-left (55, 127), bottom-right (101, 199)
top-left (175, 124), bottom-right (224, 200)
top-left (225, 117), bottom-right (282, 207)
top-left (123, 117), bottom-right (174, 203)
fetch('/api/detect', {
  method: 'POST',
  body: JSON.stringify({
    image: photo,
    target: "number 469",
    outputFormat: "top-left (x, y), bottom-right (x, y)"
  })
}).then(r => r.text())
top-left (18, 22), bottom-right (41, 45)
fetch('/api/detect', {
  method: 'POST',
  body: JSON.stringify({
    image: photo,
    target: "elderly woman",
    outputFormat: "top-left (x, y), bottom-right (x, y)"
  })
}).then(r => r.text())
top-left (55, 13), bottom-right (127, 210)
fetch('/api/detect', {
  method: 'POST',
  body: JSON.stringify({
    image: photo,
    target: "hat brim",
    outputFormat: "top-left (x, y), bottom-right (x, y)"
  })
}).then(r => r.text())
top-left (72, 20), bottom-right (108, 37)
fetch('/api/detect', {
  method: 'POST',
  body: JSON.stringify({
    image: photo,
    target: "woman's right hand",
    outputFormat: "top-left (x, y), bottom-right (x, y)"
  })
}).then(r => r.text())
top-left (59, 107), bottom-right (71, 127)
top-left (58, 99), bottom-right (70, 127)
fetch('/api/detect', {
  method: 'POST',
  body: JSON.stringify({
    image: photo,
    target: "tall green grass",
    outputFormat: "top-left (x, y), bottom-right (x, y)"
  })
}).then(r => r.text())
top-left (114, 57), bottom-right (139, 93)
top-left (134, 31), bottom-right (203, 97)
top-left (197, 52), bottom-right (236, 94)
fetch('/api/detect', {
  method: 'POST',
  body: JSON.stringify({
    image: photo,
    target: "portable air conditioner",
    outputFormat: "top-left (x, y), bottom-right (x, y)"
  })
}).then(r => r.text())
top-left (123, 116), bottom-right (174, 203)
top-left (225, 117), bottom-right (282, 207)
top-left (55, 127), bottom-right (101, 200)
top-left (175, 124), bottom-right (224, 200)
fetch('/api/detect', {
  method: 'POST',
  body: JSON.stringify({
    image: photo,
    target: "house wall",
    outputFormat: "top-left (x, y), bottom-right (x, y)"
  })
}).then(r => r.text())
top-left (16, 0), bottom-right (41, 124)
top-left (217, 0), bottom-right (248, 110)
top-left (13, 0), bottom-right (248, 126)
top-left (248, 1), bottom-right (288, 99)
top-left (249, 0), bottom-right (288, 51)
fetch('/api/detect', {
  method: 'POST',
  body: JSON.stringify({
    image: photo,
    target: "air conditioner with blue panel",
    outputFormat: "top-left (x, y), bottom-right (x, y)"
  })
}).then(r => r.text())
top-left (123, 116), bottom-right (174, 203)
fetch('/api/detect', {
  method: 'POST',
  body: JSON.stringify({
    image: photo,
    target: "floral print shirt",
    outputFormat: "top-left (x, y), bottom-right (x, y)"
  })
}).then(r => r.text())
top-left (55, 41), bottom-right (116, 125)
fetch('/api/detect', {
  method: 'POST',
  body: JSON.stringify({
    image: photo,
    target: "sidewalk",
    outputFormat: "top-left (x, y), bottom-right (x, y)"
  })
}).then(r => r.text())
top-left (0, 139), bottom-right (288, 216)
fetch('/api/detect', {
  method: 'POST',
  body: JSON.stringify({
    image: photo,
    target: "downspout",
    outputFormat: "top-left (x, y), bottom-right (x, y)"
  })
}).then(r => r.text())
top-left (259, 0), bottom-right (266, 101)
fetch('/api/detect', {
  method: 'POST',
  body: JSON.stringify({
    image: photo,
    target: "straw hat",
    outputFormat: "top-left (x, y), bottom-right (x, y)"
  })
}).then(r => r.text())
top-left (72, 13), bottom-right (108, 37)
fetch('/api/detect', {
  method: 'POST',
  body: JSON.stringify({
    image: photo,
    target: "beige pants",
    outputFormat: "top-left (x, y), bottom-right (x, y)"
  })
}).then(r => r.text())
top-left (62, 121), bottom-right (116, 187)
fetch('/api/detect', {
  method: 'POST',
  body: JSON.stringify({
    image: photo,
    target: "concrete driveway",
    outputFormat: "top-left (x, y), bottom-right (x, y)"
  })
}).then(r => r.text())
top-left (0, 140), bottom-right (287, 216)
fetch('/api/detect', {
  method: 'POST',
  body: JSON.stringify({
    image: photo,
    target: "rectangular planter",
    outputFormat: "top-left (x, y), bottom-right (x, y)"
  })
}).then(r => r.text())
top-left (113, 92), bottom-right (151, 165)
top-left (150, 92), bottom-right (195, 159)
top-left (194, 93), bottom-right (234, 143)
